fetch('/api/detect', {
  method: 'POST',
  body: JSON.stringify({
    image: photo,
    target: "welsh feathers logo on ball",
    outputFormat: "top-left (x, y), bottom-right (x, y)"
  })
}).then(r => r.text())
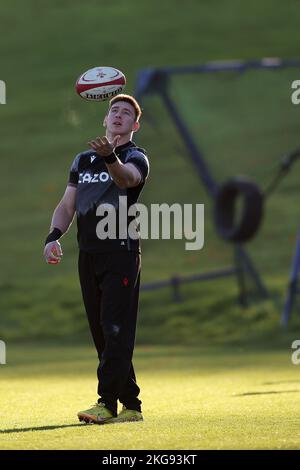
top-left (75, 66), bottom-right (126, 101)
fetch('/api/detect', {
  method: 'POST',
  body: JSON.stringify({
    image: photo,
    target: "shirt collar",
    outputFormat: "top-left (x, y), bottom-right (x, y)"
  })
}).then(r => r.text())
top-left (115, 140), bottom-right (135, 155)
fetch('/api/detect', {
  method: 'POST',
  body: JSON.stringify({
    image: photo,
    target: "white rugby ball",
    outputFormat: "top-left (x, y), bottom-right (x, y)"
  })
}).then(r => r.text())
top-left (75, 66), bottom-right (126, 101)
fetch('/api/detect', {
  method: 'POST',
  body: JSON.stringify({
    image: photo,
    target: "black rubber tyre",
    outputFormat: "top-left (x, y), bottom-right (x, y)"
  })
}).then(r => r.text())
top-left (214, 177), bottom-right (264, 243)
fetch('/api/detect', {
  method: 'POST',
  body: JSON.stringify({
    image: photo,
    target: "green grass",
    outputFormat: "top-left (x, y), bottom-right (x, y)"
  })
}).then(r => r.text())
top-left (1, 0), bottom-right (300, 343)
top-left (1, 344), bottom-right (300, 450)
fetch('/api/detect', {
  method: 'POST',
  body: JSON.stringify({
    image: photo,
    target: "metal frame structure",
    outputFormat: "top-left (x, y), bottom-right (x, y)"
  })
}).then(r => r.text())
top-left (281, 229), bottom-right (300, 325)
top-left (136, 58), bottom-right (300, 306)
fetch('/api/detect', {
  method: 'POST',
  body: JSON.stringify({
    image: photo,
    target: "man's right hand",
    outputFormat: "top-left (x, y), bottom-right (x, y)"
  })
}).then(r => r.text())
top-left (44, 241), bottom-right (63, 265)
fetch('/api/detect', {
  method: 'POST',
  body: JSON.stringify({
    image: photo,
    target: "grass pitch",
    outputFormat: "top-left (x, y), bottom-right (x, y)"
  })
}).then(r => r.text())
top-left (0, 343), bottom-right (299, 450)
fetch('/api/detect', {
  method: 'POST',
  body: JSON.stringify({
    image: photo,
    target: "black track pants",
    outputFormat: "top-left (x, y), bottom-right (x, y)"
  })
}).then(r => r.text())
top-left (78, 250), bottom-right (142, 416)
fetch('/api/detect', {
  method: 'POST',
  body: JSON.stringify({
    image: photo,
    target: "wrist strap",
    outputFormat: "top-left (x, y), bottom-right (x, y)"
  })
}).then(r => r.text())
top-left (45, 227), bottom-right (62, 245)
top-left (104, 152), bottom-right (117, 164)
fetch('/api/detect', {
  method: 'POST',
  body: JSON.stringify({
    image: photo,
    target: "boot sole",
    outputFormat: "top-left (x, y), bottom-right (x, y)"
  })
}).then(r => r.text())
top-left (78, 413), bottom-right (113, 425)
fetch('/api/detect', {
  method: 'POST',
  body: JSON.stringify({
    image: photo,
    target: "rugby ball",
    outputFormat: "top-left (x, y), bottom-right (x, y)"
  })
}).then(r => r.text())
top-left (75, 66), bottom-right (126, 101)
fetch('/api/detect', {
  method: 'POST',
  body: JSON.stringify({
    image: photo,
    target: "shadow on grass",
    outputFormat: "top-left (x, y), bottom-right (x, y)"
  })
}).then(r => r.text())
top-left (0, 423), bottom-right (86, 434)
top-left (234, 390), bottom-right (300, 397)
top-left (262, 380), bottom-right (300, 385)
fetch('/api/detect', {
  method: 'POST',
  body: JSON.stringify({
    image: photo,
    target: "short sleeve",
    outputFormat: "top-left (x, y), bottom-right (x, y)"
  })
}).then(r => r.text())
top-left (125, 151), bottom-right (149, 183)
top-left (68, 153), bottom-right (81, 186)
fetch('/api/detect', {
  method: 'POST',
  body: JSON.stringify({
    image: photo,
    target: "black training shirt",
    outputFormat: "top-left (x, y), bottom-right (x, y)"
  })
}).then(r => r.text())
top-left (68, 141), bottom-right (149, 253)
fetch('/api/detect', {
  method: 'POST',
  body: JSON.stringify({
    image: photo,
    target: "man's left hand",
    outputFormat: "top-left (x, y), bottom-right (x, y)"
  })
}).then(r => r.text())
top-left (88, 135), bottom-right (120, 157)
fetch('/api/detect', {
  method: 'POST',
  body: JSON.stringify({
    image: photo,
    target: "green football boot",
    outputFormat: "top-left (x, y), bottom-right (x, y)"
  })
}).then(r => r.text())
top-left (77, 402), bottom-right (114, 424)
top-left (110, 406), bottom-right (143, 423)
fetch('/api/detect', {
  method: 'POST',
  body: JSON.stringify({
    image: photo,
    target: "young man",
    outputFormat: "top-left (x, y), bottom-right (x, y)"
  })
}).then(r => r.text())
top-left (44, 94), bottom-right (149, 424)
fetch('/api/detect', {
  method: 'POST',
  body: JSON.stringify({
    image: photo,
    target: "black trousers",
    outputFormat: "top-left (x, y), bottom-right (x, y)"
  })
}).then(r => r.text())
top-left (78, 250), bottom-right (142, 416)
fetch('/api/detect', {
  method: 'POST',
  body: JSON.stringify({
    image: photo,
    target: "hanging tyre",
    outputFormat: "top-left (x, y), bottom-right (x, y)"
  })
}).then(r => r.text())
top-left (214, 176), bottom-right (264, 243)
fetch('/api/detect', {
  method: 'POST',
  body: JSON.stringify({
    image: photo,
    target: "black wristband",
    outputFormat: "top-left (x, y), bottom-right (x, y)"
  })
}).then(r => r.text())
top-left (45, 228), bottom-right (62, 245)
top-left (104, 152), bottom-right (117, 164)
